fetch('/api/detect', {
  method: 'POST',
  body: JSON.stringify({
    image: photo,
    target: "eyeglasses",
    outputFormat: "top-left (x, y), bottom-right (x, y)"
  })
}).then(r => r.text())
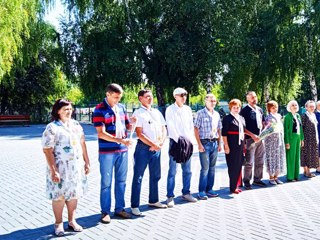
top-left (178, 93), bottom-right (187, 97)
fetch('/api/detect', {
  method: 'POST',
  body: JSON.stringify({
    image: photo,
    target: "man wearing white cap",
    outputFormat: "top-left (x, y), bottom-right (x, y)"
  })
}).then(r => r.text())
top-left (165, 87), bottom-right (197, 207)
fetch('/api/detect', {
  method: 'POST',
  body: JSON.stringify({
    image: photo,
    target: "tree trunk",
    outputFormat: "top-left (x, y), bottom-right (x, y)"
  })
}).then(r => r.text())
top-left (263, 77), bottom-right (270, 103)
top-left (0, 83), bottom-right (8, 114)
top-left (155, 83), bottom-right (166, 117)
top-left (309, 71), bottom-right (317, 101)
top-left (155, 84), bottom-right (165, 105)
top-left (307, 16), bottom-right (317, 101)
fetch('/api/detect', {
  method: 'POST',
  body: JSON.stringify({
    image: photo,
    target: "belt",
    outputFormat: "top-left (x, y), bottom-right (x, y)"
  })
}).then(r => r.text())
top-left (137, 139), bottom-right (149, 146)
top-left (201, 138), bottom-right (218, 142)
top-left (227, 131), bottom-right (239, 135)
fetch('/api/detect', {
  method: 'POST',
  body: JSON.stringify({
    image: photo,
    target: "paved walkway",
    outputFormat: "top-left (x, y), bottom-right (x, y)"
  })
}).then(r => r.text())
top-left (1, 124), bottom-right (320, 240)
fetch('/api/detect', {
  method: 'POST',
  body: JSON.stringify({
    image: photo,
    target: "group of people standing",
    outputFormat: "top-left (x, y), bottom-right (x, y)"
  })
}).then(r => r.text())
top-left (41, 84), bottom-right (320, 236)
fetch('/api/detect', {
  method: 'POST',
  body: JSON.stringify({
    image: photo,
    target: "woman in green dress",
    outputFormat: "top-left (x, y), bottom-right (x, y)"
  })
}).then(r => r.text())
top-left (284, 100), bottom-right (304, 181)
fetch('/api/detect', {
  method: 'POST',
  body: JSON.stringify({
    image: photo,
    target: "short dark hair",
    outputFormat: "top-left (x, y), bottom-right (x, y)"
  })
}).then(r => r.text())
top-left (51, 99), bottom-right (72, 121)
top-left (138, 89), bottom-right (152, 97)
top-left (106, 83), bottom-right (123, 94)
top-left (246, 91), bottom-right (256, 97)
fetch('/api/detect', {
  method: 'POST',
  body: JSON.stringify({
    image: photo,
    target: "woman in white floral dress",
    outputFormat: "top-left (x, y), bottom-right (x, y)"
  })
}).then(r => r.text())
top-left (264, 101), bottom-right (286, 185)
top-left (42, 99), bottom-right (90, 236)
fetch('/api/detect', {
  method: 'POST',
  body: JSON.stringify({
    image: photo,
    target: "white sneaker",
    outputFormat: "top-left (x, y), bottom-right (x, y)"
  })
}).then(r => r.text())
top-left (166, 197), bottom-right (175, 208)
top-left (182, 194), bottom-right (198, 203)
top-left (148, 202), bottom-right (168, 208)
top-left (131, 207), bottom-right (142, 216)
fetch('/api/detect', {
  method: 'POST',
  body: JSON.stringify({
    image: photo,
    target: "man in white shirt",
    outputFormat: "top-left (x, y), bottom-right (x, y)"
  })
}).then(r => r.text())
top-left (130, 89), bottom-right (168, 216)
top-left (194, 94), bottom-right (221, 200)
top-left (165, 87), bottom-right (197, 207)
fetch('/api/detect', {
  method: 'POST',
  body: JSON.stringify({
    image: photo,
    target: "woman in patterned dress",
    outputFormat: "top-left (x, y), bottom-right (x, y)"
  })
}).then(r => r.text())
top-left (42, 99), bottom-right (90, 236)
top-left (264, 101), bottom-right (286, 185)
top-left (314, 101), bottom-right (320, 173)
top-left (301, 100), bottom-right (319, 178)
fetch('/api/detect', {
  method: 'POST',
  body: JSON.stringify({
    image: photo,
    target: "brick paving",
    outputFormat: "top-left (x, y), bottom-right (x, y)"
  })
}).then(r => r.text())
top-left (1, 124), bottom-right (320, 240)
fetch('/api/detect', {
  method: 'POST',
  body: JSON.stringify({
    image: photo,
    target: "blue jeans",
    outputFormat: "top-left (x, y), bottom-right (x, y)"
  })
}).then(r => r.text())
top-left (131, 141), bottom-right (161, 208)
top-left (167, 139), bottom-right (192, 197)
top-left (198, 139), bottom-right (218, 192)
top-left (99, 151), bottom-right (128, 214)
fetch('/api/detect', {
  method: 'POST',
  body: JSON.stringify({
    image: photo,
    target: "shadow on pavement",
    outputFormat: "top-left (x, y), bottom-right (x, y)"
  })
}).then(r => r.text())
top-left (0, 214), bottom-right (101, 240)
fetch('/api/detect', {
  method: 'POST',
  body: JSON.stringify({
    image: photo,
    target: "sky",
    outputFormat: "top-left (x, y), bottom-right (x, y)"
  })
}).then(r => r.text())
top-left (43, 0), bottom-right (65, 32)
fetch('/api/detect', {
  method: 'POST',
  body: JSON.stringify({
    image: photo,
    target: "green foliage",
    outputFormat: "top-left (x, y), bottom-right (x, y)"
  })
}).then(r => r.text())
top-left (215, 0), bottom-right (319, 104)
top-left (3, 0), bottom-right (320, 116)
top-left (189, 84), bottom-right (222, 105)
top-left (66, 85), bottom-right (85, 105)
top-left (0, 0), bottom-right (39, 80)
top-left (121, 85), bottom-right (143, 105)
top-left (62, 0), bottom-right (217, 105)
top-left (0, 20), bottom-right (66, 122)
top-left (47, 69), bottom-right (68, 103)
top-left (61, 1), bottom-right (142, 102)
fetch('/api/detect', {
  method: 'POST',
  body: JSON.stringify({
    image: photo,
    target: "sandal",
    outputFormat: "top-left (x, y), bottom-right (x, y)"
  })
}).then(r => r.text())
top-left (304, 173), bottom-right (313, 178)
top-left (68, 221), bottom-right (83, 232)
top-left (54, 222), bottom-right (65, 236)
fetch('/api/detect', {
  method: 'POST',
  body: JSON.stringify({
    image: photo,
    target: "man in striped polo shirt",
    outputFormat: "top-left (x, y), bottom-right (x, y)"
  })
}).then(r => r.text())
top-left (93, 83), bottom-right (135, 224)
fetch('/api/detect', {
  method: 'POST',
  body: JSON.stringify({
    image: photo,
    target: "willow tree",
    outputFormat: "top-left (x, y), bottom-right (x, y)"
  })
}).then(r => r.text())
top-left (0, 20), bottom-right (66, 119)
top-left (293, 0), bottom-right (320, 101)
top-left (0, 0), bottom-right (40, 80)
top-left (216, 0), bottom-right (307, 104)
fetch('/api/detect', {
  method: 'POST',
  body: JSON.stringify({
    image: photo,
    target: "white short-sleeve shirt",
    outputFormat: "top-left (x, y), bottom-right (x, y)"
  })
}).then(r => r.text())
top-left (133, 106), bottom-right (166, 142)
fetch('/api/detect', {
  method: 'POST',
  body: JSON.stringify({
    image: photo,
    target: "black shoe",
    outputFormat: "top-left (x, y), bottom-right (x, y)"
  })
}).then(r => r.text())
top-left (101, 213), bottom-right (111, 224)
top-left (252, 181), bottom-right (267, 187)
top-left (244, 183), bottom-right (252, 190)
top-left (287, 179), bottom-right (296, 182)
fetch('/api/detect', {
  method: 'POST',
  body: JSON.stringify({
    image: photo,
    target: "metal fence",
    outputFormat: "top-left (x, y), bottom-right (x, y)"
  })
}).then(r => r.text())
top-left (72, 102), bottom-right (304, 124)
top-left (73, 102), bottom-right (141, 123)
top-left (73, 102), bottom-right (207, 123)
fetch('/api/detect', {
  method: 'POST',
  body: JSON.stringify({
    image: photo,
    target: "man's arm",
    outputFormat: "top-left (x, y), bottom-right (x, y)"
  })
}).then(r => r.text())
top-left (95, 126), bottom-right (130, 146)
top-left (165, 106), bottom-right (179, 142)
top-left (244, 129), bottom-right (259, 142)
top-left (217, 128), bottom-right (222, 152)
top-left (136, 127), bottom-right (159, 148)
top-left (194, 127), bottom-right (204, 152)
